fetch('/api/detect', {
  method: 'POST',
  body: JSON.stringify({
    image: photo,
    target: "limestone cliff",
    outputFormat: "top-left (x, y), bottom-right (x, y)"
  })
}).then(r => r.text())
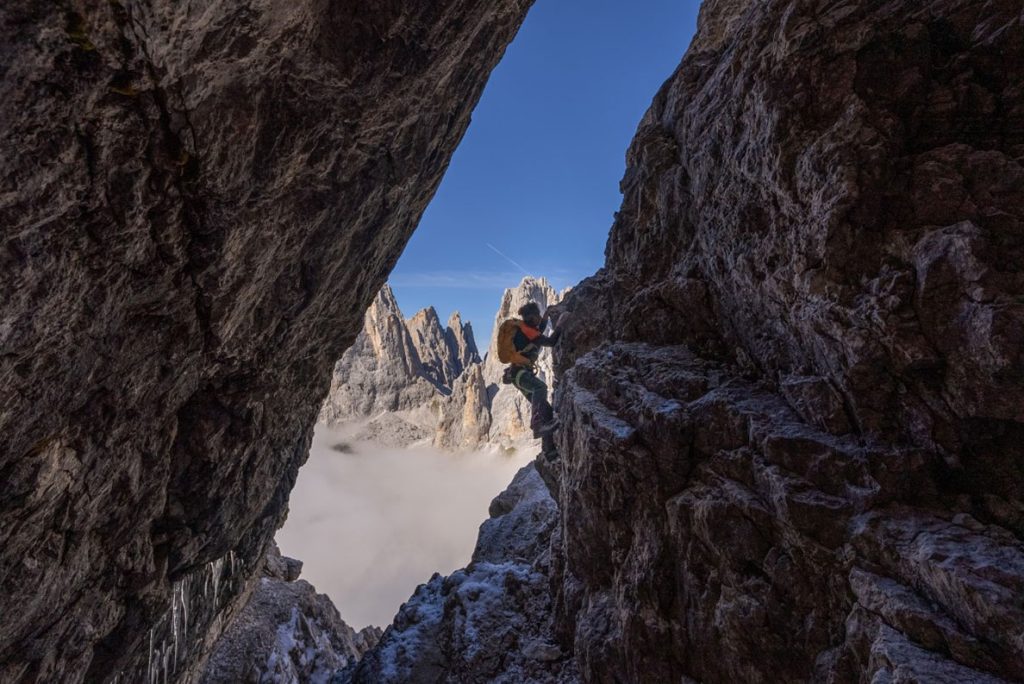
top-left (434, 363), bottom-right (492, 451)
top-left (319, 286), bottom-right (441, 426)
top-left (407, 307), bottom-right (459, 391)
top-left (0, 1), bottom-right (531, 681)
top-left (319, 285), bottom-right (484, 446)
top-left (548, 0), bottom-right (1024, 681)
top-left (322, 277), bottom-right (556, 451)
top-left (445, 312), bottom-right (481, 379)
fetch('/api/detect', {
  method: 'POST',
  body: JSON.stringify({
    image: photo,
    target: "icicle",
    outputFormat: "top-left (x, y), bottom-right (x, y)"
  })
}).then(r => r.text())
top-left (171, 589), bottom-right (179, 665)
top-left (211, 557), bottom-right (224, 607)
top-left (180, 576), bottom-right (190, 651)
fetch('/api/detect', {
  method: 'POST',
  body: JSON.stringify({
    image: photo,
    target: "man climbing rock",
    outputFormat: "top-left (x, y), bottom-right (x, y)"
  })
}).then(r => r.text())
top-left (497, 302), bottom-right (560, 460)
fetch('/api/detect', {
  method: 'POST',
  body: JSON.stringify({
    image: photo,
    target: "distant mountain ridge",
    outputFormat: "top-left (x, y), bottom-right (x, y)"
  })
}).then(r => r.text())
top-left (320, 276), bottom-right (565, 450)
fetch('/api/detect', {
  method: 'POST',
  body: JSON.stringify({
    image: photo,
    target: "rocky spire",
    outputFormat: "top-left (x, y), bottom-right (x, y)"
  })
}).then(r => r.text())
top-left (444, 311), bottom-right (481, 378)
top-left (320, 286), bottom-right (437, 423)
top-left (321, 289), bottom-right (485, 434)
top-left (433, 363), bottom-right (491, 450)
top-left (407, 306), bottom-right (458, 391)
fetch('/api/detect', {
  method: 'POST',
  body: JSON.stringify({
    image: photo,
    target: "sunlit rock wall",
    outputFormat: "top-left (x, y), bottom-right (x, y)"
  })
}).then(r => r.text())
top-left (0, 1), bottom-right (532, 681)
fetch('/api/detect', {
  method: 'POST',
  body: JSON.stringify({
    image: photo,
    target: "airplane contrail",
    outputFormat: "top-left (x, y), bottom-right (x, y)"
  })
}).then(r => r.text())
top-left (486, 243), bottom-right (529, 275)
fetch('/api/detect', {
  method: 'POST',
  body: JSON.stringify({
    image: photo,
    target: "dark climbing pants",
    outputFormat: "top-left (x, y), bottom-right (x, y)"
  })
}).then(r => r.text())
top-left (511, 366), bottom-right (553, 438)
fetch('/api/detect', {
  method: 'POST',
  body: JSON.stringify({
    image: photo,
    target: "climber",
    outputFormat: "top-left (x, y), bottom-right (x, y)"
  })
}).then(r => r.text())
top-left (497, 301), bottom-right (560, 460)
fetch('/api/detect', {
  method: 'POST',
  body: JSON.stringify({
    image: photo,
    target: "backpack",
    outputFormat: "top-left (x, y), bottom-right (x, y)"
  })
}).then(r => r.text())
top-left (496, 318), bottom-right (523, 363)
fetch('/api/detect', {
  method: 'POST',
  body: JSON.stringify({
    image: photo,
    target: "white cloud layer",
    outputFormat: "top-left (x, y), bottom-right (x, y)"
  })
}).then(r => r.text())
top-left (276, 425), bottom-right (534, 629)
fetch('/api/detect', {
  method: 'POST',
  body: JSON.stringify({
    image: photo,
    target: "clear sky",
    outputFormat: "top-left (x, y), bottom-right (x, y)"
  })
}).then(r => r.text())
top-left (389, 0), bottom-right (701, 341)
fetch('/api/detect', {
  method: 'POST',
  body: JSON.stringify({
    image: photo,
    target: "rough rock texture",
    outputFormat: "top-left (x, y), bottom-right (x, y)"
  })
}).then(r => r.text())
top-left (482, 277), bottom-right (563, 445)
top-left (320, 286), bottom-right (441, 424)
top-left (0, 1), bottom-right (531, 681)
top-left (342, 463), bottom-right (579, 684)
top-left (445, 312), bottom-right (481, 378)
top-left (202, 544), bottom-right (380, 683)
top-left (546, 0), bottom-right (1024, 681)
top-left (407, 307), bottom-right (463, 391)
top-left (434, 363), bottom-right (493, 450)
top-left (320, 285), bottom-right (485, 448)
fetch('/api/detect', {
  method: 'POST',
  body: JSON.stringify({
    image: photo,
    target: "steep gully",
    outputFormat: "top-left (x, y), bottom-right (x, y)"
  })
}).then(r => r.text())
top-left (2, 0), bottom-right (1022, 682)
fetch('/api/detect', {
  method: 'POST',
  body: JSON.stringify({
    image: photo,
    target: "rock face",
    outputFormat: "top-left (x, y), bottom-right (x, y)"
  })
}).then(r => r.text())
top-left (434, 363), bottom-right (492, 451)
top-left (445, 312), bottom-right (481, 379)
top-left (482, 277), bottom-right (563, 445)
top-left (0, 1), bottom-right (531, 681)
top-left (201, 544), bottom-right (381, 683)
top-left (320, 286), bottom-right (442, 424)
top-left (407, 307), bottom-right (460, 391)
top-left (319, 284), bottom-right (485, 447)
top-left (342, 463), bottom-right (579, 684)
top-left (546, 0), bottom-right (1024, 681)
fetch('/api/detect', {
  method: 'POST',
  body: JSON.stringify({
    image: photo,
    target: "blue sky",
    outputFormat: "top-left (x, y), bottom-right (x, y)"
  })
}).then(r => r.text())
top-left (389, 0), bottom-right (701, 341)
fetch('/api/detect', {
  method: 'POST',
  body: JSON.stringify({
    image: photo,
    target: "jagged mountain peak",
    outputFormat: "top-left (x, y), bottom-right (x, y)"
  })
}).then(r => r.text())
top-left (408, 305), bottom-right (442, 327)
top-left (374, 283), bottom-right (401, 311)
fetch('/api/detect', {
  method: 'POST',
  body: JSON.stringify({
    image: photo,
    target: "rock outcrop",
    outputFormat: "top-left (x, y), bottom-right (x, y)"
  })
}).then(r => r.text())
top-left (201, 544), bottom-right (381, 683)
top-left (434, 363), bottom-right (493, 451)
top-left (482, 277), bottom-right (563, 445)
top-left (546, 0), bottom-right (1024, 681)
top-left (407, 307), bottom-right (460, 391)
top-left (0, 1), bottom-right (531, 680)
top-left (342, 463), bottom-right (579, 684)
top-left (320, 286), bottom-right (441, 425)
top-left (445, 312), bottom-right (481, 379)
top-left (319, 284), bottom-right (485, 448)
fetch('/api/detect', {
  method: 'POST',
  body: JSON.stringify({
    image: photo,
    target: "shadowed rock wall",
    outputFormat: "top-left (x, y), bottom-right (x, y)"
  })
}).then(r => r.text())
top-left (0, 1), bottom-right (531, 681)
top-left (551, 0), bottom-right (1024, 681)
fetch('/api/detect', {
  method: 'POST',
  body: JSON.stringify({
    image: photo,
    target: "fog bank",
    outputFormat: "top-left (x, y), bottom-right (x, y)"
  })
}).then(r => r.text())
top-left (276, 425), bottom-right (534, 628)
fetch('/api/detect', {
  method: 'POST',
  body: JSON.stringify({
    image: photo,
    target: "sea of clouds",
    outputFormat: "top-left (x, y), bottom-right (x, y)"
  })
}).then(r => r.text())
top-left (276, 424), bottom-right (534, 629)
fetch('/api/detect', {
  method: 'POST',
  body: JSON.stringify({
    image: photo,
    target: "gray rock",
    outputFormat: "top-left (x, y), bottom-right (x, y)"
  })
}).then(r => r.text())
top-left (202, 544), bottom-right (380, 684)
top-left (354, 414), bottom-right (432, 449)
top-left (320, 286), bottom-right (441, 424)
top-left (434, 363), bottom-right (492, 450)
top-left (343, 463), bottom-right (579, 683)
top-left (407, 307), bottom-right (460, 391)
top-left (0, 1), bottom-right (531, 680)
top-left (445, 312), bottom-right (482, 379)
top-left (320, 287), bottom-right (485, 445)
top-left (543, 0), bottom-right (1024, 680)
